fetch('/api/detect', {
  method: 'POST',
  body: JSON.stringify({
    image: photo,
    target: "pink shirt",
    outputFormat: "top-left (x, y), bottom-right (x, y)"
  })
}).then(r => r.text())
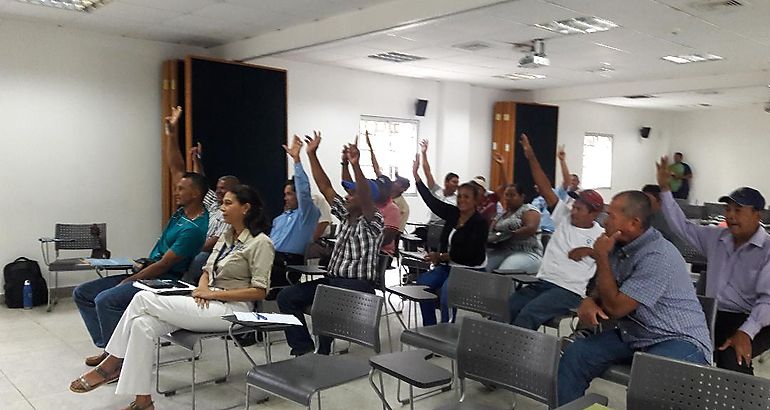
top-left (378, 200), bottom-right (402, 255)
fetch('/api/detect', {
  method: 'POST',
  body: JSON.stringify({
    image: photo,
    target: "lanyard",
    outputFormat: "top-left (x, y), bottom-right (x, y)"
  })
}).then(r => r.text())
top-left (213, 242), bottom-right (236, 275)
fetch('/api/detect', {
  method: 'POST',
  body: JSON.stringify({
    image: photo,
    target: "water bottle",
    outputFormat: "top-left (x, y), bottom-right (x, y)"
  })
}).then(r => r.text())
top-left (23, 280), bottom-right (33, 309)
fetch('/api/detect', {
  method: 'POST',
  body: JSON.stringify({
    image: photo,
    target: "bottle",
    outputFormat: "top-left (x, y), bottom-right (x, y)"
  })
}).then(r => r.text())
top-left (23, 280), bottom-right (33, 309)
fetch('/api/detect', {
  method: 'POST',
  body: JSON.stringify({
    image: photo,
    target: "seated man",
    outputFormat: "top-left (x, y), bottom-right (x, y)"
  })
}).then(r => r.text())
top-left (164, 106), bottom-right (239, 280)
top-left (268, 135), bottom-right (321, 295)
top-left (277, 131), bottom-right (383, 356)
top-left (657, 157), bottom-right (770, 374)
top-left (558, 190), bottom-right (712, 405)
top-left (73, 171), bottom-right (209, 366)
top-left (507, 135), bottom-right (605, 329)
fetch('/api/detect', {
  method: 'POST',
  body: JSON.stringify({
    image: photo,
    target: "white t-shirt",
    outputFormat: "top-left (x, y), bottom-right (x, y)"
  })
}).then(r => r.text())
top-left (536, 199), bottom-right (604, 297)
top-left (427, 183), bottom-right (457, 223)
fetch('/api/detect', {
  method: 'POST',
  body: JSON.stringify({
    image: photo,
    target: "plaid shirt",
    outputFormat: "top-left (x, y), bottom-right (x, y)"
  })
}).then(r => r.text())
top-left (203, 189), bottom-right (229, 239)
top-left (327, 196), bottom-right (384, 281)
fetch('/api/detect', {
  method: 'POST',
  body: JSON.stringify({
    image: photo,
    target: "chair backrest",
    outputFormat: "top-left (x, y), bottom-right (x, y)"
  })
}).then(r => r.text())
top-left (674, 198), bottom-right (689, 207)
top-left (456, 318), bottom-right (560, 408)
top-left (425, 222), bottom-right (444, 251)
top-left (55, 223), bottom-right (107, 252)
top-left (370, 253), bottom-right (392, 291)
top-left (704, 202), bottom-right (726, 218)
top-left (311, 285), bottom-right (383, 353)
top-left (679, 243), bottom-right (707, 266)
top-left (697, 295), bottom-right (717, 349)
top-left (681, 204), bottom-right (705, 220)
top-left (627, 352), bottom-right (770, 410)
top-left (446, 267), bottom-right (513, 323)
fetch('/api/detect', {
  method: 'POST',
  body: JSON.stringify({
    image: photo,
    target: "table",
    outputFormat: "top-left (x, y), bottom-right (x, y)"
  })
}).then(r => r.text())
top-left (285, 265), bottom-right (327, 283)
top-left (85, 257), bottom-right (135, 277)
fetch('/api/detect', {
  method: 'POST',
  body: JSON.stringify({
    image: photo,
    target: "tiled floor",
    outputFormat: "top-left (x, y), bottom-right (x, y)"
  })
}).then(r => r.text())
top-left (1, 279), bottom-right (767, 410)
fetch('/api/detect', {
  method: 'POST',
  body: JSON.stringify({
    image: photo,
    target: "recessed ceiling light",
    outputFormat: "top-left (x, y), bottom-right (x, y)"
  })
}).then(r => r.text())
top-left (535, 16), bottom-right (619, 35)
top-left (16, 0), bottom-right (110, 12)
top-left (494, 73), bottom-right (547, 81)
top-left (368, 52), bottom-right (426, 63)
top-left (661, 53), bottom-right (724, 64)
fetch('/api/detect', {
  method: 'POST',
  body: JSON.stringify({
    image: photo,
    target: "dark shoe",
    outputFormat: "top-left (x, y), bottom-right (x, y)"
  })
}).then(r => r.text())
top-left (234, 332), bottom-right (257, 347)
top-left (290, 347), bottom-right (314, 357)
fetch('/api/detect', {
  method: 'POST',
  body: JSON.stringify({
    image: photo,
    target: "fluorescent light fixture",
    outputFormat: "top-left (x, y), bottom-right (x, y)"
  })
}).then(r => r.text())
top-left (16, 0), bottom-right (110, 12)
top-left (494, 73), bottom-right (547, 81)
top-left (368, 52), bottom-right (426, 63)
top-left (594, 42), bottom-right (629, 53)
top-left (535, 16), bottom-right (619, 35)
top-left (661, 53), bottom-right (724, 64)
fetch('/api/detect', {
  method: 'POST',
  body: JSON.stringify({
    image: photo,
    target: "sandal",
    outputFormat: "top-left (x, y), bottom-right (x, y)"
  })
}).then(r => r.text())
top-left (69, 365), bottom-right (120, 393)
top-left (84, 351), bottom-right (108, 367)
top-left (123, 400), bottom-right (154, 410)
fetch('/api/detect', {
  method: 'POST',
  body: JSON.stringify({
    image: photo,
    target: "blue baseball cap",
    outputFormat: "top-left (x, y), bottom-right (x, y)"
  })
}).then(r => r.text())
top-left (341, 179), bottom-right (379, 201)
top-left (719, 187), bottom-right (766, 210)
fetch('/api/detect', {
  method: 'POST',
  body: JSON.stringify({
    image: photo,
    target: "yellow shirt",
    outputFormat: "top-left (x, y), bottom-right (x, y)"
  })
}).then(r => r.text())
top-left (203, 229), bottom-right (274, 290)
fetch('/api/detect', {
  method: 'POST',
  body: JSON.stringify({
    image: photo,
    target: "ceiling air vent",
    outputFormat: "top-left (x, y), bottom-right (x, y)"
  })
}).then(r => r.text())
top-left (624, 95), bottom-right (656, 99)
top-left (368, 52), bottom-right (426, 63)
top-left (453, 41), bottom-right (492, 51)
top-left (689, 0), bottom-right (748, 12)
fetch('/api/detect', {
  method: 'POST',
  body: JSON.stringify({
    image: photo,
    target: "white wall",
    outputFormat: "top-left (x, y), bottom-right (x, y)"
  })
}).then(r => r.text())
top-left (251, 56), bottom-right (518, 223)
top-left (550, 101), bottom-right (672, 201)
top-left (0, 20), bottom-right (205, 288)
top-left (665, 107), bottom-right (770, 204)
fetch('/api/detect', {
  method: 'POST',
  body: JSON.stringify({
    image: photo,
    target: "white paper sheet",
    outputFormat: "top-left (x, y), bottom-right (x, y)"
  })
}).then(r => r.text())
top-left (231, 312), bottom-right (302, 326)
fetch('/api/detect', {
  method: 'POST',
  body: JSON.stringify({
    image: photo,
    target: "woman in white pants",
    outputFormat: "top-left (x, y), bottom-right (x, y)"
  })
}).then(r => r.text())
top-left (69, 184), bottom-right (274, 410)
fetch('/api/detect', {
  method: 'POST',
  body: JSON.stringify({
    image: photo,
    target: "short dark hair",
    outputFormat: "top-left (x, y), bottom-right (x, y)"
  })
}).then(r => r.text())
top-left (444, 172), bottom-right (459, 182)
top-left (674, 152), bottom-right (683, 157)
top-left (614, 190), bottom-right (653, 229)
top-left (182, 172), bottom-right (208, 196)
top-left (503, 183), bottom-right (526, 201)
top-left (641, 184), bottom-right (661, 201)
top-left (285, 178), bottom-right (295, 191)
top-left (228, 185), bottom-right (271, 236)
top-left (218, 175), bottom-right (240, 185)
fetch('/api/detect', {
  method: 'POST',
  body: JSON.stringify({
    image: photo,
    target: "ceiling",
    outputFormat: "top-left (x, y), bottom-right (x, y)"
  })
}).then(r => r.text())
top-left (0, 0), bottom-right (395, 48)
top-left (1, 0), bottom-right (769, 110)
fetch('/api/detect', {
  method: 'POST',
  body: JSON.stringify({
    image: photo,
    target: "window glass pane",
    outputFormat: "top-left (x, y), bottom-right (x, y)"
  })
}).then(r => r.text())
top-left (581, 133), bottom-right (613, 189)
top-left (359, 116), bottom-right (419, 195)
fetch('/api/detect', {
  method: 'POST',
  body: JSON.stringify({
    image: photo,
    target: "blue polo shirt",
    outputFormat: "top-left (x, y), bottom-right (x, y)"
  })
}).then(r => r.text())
top-left (148, 207), bottom-right (209, 278)
top-left (270, 162), bottom-right (321, 256)
top-left (611, 227), bottom-right (713, 361)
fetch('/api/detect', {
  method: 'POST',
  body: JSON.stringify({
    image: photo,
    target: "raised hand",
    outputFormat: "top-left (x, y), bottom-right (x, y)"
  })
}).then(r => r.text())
top-left (557, 144), bottom-right (566, 161)
top-left (283, 135), bottom-right (303, 161)
top-left (493, 152), bottom-right (505, 165)
top-left (190, 142), bottom-right (203, 160)
top-left (346, 143), bottom-right (361, 165)
top-left (519, 133), bottom-right (535, 160)
top-left (341, 146), bottom-right (349, 164)
top-left (419, 139), bottom-right (429, 154)
top-left (164, 105), bottom-right (182, 134)
top-left (304, 130), bottom-right (322, 154)
top-left (656, 156), bottom-right (672, 191)
top-left (365, 130), bottom-right (373, 149)
top-left (412, 153), bottom-right (420, 180)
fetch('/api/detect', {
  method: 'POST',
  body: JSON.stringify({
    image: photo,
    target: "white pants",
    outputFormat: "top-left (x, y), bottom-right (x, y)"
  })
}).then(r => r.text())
top-left (105, 291), bottom-right (251, 395)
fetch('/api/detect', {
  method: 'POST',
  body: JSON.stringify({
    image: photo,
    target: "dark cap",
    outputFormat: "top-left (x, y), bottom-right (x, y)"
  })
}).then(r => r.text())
top-left (394, 173), bottom-right (411, 190)
top-left (568, 189), bottom-right (605, 212)
top-left (718, 187), bottom-right (765, 210)
top-left (375, 175), bottom-right (393, 193)
top-left (341, 179), bottom-right (379, 201)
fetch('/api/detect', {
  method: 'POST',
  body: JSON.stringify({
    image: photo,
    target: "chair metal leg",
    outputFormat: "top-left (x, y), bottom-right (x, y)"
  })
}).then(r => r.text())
top-left (383, 293), bottom-right (393, 352)
top-left (245, 383), bottom-right (251, 410)
top-left (317, 390), bottom-right (321, 410)
top-left (369, 369), bottom-right (394, 410)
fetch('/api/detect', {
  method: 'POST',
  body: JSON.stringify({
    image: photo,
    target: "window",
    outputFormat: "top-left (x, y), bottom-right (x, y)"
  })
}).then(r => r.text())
top-left (581, 133), bottom-right (613, 189)
top-left (359, 116), bottom-right (419, 194)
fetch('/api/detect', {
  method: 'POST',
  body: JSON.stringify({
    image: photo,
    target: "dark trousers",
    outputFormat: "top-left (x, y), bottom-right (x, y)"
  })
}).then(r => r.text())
top-left (507, 280), bottom-right (582, 330)
top-left (277, 277), bottom-right (374, 355)
top-left (714, 311), bottom-right (770, 374)
top-left (266, 252), bottom-right (305, 300)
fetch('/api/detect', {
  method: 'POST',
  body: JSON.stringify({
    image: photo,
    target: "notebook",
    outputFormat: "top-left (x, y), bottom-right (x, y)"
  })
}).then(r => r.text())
top-left (133, 279), bottom-right (196, 295)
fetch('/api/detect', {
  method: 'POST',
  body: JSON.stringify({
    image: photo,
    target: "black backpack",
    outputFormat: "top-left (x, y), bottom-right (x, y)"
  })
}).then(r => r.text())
top-left (3, 257), bottom-right (48, 308)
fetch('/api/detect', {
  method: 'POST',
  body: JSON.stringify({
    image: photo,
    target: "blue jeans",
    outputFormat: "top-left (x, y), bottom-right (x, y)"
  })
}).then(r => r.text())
top-left (72, 274), bottom-right (142, 348)
top-left (486, 249), bottom-right (541, 274)
top-left (508, 280), bottom-right (581, 330)
top-left (277, 277), bottom-right (374, 355)
top-left (558, 328), bottom-right (709, 405)
top-left (416, 265), bottom-right (453, 326)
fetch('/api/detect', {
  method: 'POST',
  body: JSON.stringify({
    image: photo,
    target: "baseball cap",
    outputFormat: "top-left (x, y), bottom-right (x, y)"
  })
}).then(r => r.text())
top-left (394, 173), bottom-right (411, 190)
top-left (718, 187), bottom-right (766, 210)
top-left (470, 176), bottom-right (488, 191)
top-left (341, 179), bottom-right (379, 201)
top-left (375, 175), bottom-right (393, 193)
top-left (568, 189), bottom-right (605, 212)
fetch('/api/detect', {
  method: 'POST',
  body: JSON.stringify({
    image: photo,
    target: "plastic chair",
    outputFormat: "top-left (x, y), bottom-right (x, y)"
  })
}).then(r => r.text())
top-left (703, 202), bottom-right (726, 218)
top-left (680, 204), bottom-right (705, 220)
top-left (244, 285), bottom-right (383, 409)
top-left (39, 223), bottom-right (109, 311)
top-left (600, 295), bottom-right (717, 387)
top-left (627, 352), bottom-right (770, 410)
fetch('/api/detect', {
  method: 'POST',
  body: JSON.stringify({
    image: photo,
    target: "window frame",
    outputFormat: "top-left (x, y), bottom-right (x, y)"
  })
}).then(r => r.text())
top-left (580, 132), bottom-right (614, 190)
top-left (359, 115), bottom-right (420, 196)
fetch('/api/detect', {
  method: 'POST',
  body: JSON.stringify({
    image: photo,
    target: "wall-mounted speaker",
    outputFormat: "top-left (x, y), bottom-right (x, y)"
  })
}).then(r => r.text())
top-left (639, 126), bottom-right (651, 139)
top-left (415, 99), bottom-right (428, 117)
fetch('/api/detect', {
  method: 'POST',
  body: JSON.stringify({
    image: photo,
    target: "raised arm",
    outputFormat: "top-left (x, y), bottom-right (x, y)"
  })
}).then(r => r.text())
top-left (190, 142), bottom-right (205, 176)
top-left (340, 145), bottom-right (353, 184)
top-left (284, 135), bottom-right (315, 214)
top-left (419, 139), bottom-right (437, 189)
top-left (163, 105), bottom-right (185, 186)
top-left (346, 141), bottom-right (377, 220)
top-left (304, 131), bottom-right (337, 204)
top-left (366, 131), bottom-right (383, 177)
top-left (656, 156), bottom-right (716, 254)
top-left (557, 145), bottom-right (571, 190)
top-left (492, 152), bottom-right (508, 200)
top-left (520, 134), bottom-right (559, 209)
top-left (413, 154), bottom-right (458, 221)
